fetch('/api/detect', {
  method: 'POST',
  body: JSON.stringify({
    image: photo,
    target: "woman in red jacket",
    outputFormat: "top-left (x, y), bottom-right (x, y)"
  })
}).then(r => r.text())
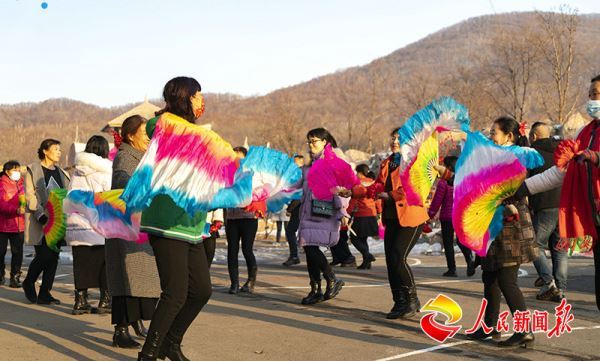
top-left (0, 160), bottom-right (25, 288)
top-left (348, 164), bottom-right (381, 269)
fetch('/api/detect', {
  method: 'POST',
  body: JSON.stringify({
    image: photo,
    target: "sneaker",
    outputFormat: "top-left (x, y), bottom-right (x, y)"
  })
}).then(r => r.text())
top-left (550, 289), bottom-right (565, 303)
top-left (536, 281), bottom-right (560, 301)
top-left (534, 277), bottom-right (545, 287)
top-left (282, 257), bottom-right (300, 267)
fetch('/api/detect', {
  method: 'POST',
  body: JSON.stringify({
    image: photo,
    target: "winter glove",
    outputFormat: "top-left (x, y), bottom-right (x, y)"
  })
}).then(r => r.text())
top-left (38, 214), bottom-right (49, 225)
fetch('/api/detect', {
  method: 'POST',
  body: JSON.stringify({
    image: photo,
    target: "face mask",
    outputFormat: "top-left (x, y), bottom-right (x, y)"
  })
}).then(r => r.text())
top-left (9, 171), bottom-right (21, 182)
top-left (587, 100), bottom-right (600, 119)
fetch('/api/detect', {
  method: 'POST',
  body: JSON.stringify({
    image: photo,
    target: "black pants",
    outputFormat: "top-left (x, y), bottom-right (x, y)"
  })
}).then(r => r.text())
top-left (285, 211), bottom-right (300, 258)
top-left (330, 230), bottom-right (355, 264)
top-left (203, 236), bottom-right (216, 268)
top-left (482, 265), bottom-right (527, 327)
top-left (226, 218), bottom-right (258, 283)
top-left (72, 245), bottom-right (107, 290)
top-left (304, 246), bottom-right (332, 282)
top-left (276, 221), bottom-right (288, 243)
top-left (0, 232), bottom-right (24, 277)
top-left (23, 240), bottom-right (59, 296)
top-left (112, 296), bottom-right (158, 325)
top-left (143, 235), bottom-right (212, 349)
top-left (350, 235), bottom-right (370, 261)
top-left (440, 220), bottom-right (473, 271)
top-left (384, 219), bottom-right (423, 290)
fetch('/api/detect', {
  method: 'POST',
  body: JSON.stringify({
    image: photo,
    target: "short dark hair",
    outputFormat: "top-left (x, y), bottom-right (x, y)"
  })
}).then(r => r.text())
top-left (121, 115), bottom-right (147, 145)
top-left (84, 135), bottom-right (110, 158)
top-left (390, 127), bottom-right (401, 136)
top-left (2, 160), bottom-right (20, 176)
top-left (591, 75), bottom-right (600, 83)
top-left (37, 139), bottom-right (61, 160)
top-left (233, 146), bottom-right (248, 156)
top-left (306, 128), bottom-right (338, 148)
top-left (156, 76), bottom-right (202, 123)
top-left (355, 164), bottom-right (370, 177)
top-left (443, 156), bottom-right (458, 172)
top-left (293, 154), bottom-right (304, 160)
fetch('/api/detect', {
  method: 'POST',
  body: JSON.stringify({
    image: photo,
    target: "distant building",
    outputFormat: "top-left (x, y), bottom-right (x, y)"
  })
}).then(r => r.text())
top-left (102, 98), bottom-right (161, 132)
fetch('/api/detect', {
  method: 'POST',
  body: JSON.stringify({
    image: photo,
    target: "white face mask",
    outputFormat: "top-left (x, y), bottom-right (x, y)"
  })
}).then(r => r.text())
top-left (9, 171), bottom-right (21, 182)
top-left (587, 100), bottom-right (600, 119)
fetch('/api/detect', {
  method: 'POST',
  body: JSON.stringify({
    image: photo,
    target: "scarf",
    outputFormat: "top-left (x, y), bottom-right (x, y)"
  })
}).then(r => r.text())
top-left (558, 119), bottom-right (600, 253)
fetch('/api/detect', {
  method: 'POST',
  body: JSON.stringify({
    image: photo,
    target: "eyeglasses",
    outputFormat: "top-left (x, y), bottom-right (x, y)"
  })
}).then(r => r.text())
top-left (306, 139), bottom-right (323, 145)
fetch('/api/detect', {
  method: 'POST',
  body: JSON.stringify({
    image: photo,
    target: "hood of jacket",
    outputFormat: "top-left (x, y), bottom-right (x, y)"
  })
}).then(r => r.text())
top-left (73, 151), bottom-right (113, 177)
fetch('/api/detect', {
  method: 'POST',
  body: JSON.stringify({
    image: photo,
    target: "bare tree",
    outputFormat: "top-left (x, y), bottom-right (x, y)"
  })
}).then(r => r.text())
top-left (483, 26), bottom-right (542, 121)
top-left (536, 6), bottom-right (580, 123)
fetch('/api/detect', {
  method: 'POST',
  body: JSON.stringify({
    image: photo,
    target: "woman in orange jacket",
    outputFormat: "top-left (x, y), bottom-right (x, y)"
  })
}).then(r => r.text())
top-left (376, 128), bottom-right (429, 319)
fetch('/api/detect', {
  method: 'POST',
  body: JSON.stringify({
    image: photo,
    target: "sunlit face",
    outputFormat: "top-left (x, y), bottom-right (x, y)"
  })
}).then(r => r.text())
top-left (307, 137), bottom-right (326, 155)
top-left (129, 123), bottom-right (150, 152)
top-left (43, 144), bottom-right (62, 163)
top-left (389, 133), bottom-right (400, 153)
top-left (490, 123), bottom-right (513, 146)
top-left (590, 81), bottom-right (600, 101)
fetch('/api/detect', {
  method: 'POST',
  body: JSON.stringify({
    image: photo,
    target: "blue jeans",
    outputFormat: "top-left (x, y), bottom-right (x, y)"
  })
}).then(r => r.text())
top-left (532, 208), bottom-right (568, 290)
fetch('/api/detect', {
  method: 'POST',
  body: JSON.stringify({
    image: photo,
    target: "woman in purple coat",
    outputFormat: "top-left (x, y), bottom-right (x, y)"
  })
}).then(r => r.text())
top-left (298, 128), bottom-right (350, 305)
top-left (428, 156), bottom-right (475, 277)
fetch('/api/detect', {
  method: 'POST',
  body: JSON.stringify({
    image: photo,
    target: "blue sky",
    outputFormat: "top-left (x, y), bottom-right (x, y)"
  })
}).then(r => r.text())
top-left (0, 0), bottom-right (598, 106)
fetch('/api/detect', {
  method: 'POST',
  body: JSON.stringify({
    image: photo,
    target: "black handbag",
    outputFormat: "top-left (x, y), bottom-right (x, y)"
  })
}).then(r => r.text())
top-left (311, 199), bottom-right (335, 218)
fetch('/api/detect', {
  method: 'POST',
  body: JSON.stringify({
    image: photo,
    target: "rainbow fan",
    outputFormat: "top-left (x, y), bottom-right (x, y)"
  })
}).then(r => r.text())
top-left (237, 146), bottom-right (303, 211)
top-left (398, 97), bottom-right (471, 206)
top-left (452, 132), bottom-right (543, 257)
top-left (400, 132), bottom-right (439, 206)
top-left (44, 189), bottom-right (68, 252)
top-left (121, 112), bottom-right (240, 214)
top-left (307, 145), bottom-right (359, 200)
top-left (64, 189), bottom-right (147, 243)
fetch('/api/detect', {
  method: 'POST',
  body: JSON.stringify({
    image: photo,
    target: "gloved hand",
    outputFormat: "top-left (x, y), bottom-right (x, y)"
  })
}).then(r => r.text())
top-left (575, 149), bottom-right (599, 166)
top-left (38, 214), bottom-right (49, 225)
top-left (209, 221), bottom-right (223, 234)
top-left (554, 139), bottom-right (579, 170)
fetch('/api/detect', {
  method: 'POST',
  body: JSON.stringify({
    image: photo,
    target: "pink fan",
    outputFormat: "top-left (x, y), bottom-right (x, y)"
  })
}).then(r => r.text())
top-left (307, 145), bottom-right (359, 200)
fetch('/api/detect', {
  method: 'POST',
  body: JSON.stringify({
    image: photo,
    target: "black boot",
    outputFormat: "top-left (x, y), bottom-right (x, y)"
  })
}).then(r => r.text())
top-left (396, 286), bottom-right (420, 318)
top-left (301, 280), bottom-right (324, 305)
top-left (240, 267), bottom-right (257, 293)
top-left (138, 330), bottom-right (162, 360)
top-left (97, 289), bottom-right (111, 314)
top-left (498, 332), bottom-right (535, 348)
top-left (228, 264), bottom-right (239, 294)
top-left (9, 272), bottom-right (22, 288)
top-left (323, 271), bottom-right (344, 300)
top-left (131, 319), bottom-right (148, 338)
top-left (158, 336), bottom-right (190, 361)
top-left (72, 289), bottom-right (93, 315)
top-left (113, 324), bottom-right (141, 348)
top-left (22, 279), bottom-right (37, 303)
top-left (357, 254), bottom-right (375, 270)
top-left (466, 327), bottom-right (500, 341)
top-left (386, 289), bottom-right (407, 319)
top-left (0, 274), bottom-right (4, 286)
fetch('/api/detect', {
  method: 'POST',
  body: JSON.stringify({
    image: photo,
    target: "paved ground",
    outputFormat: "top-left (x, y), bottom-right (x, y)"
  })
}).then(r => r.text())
top-left (1, 243), bottom-right (599, 361)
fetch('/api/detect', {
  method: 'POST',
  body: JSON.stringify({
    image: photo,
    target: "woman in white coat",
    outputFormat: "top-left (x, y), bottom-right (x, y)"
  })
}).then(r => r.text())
top-left (66, 136), bottom-right (113, 315)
